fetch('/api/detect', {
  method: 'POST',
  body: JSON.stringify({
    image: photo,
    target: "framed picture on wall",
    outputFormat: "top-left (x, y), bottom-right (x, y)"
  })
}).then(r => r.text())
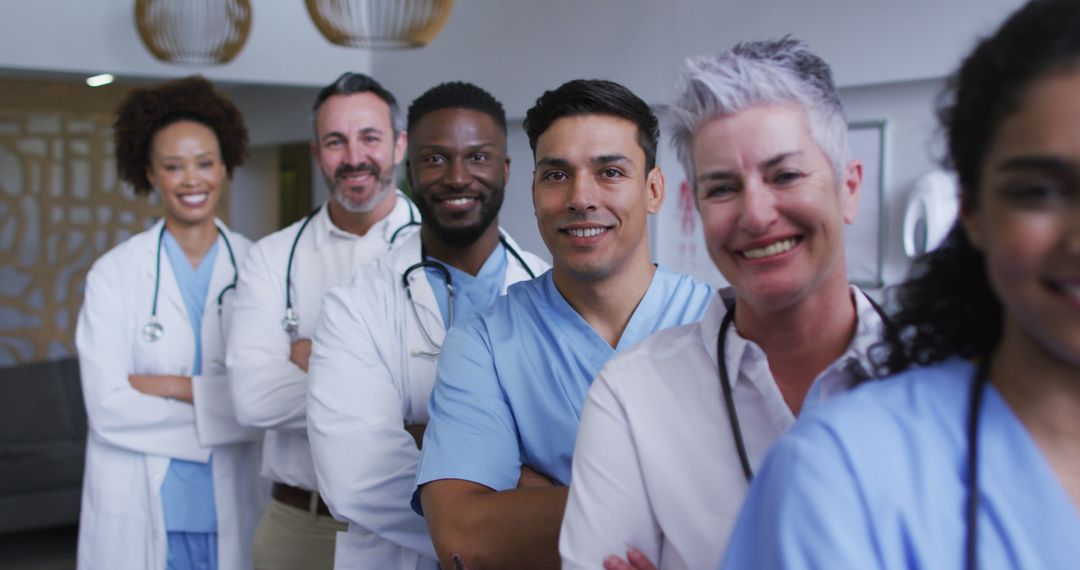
top-left (846, 120), bottom-right (887, 289)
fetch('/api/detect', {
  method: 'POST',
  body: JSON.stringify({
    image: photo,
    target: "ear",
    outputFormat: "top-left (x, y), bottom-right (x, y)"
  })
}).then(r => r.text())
top-left (839, 159), bottom-right (863, 224)
top-left (959, 187), bottom-right (985, 250)
top-left (310, 140), bottom-right (319, 161)
top-left (393, 131), bottom-right (408, 166)
top-left (645, 165), bottom-right (666, 214)
top-left (504, 155), bottom-right (511, 182)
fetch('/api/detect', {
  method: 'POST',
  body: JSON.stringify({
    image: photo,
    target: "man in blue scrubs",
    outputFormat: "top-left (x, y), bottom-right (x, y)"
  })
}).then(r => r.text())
top-left (416, 79), bottom-right (714, 569)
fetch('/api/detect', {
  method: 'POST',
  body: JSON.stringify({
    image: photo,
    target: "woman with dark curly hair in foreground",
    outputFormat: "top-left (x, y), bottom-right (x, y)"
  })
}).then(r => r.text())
top-left (75, 76), bottom-right (265, 570)
top-left (722, 1), bottom-right (1080, 568)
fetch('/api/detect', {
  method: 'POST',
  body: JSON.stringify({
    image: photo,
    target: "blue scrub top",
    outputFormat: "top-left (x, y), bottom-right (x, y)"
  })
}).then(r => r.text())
top-left (415, 266), bottom-right (713, 511)
top-left (722, 358), bottom-right (1080, 569)
top-left (424, 242), bottom-right (508, 329)
top-left (161, 231), bottom-right (218, 534)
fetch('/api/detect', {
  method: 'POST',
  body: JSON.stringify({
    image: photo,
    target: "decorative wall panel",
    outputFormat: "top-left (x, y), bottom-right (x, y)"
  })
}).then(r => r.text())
top-left (0, 86), bottom-right (229, 366)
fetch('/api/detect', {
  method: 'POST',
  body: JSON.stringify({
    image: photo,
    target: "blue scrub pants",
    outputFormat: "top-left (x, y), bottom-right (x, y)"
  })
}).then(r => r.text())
top-left (166, 531), bottom-right (218, 570)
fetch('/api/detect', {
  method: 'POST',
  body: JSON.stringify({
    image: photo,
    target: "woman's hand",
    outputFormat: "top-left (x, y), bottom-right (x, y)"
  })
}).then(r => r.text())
top-left (128, 374), bottom-right (194, 403)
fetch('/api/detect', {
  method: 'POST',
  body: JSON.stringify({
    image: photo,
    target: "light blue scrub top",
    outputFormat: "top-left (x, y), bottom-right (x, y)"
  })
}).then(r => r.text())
top-left (161, 232), bottom-right (218, 535)
top-left (414, 266), bottom-right (713, 511)
top-left (722, 358), bottom-right (1080, 569)
top-left (424, 242), bottom-right (508, 329)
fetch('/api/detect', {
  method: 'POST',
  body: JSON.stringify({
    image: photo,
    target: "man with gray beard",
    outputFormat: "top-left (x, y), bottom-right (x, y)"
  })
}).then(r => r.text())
top-left (226, 72), bottom-right (421, 570)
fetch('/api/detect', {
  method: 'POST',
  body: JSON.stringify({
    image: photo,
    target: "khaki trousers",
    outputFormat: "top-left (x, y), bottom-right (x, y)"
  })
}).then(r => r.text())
top-left (253, 497), bottom-right (347, 570)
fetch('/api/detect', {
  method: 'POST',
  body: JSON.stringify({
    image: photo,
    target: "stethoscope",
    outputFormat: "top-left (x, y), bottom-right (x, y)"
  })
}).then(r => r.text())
top-left (281, 192), bottom-right (420, 337)
top-left (716, 295), bottom-right (891, 480)
top-left (141, 223), bottom-right (239, 343)
top-left (716, 297), bottom-right (987, 570)
top-left (964, 358), bottom-right (990, 570)
top-left (401, 234), bottom-right (537, 358)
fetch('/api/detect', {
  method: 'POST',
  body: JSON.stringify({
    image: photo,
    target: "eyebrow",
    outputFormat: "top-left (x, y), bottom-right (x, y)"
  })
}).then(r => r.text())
top-left (535, 154), bottom-right (633, 169)
top-left (321, 127), bottom-right (385, 142)
top-left (997, 155), bottom-right (1075, 174)
top-left (416, 142), bottom-right (499, 153)
top-left (696, 151), bottom-right (802, 183)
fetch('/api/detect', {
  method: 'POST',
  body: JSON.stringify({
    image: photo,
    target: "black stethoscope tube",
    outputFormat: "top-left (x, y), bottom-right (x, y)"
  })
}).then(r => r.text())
top-left (717, 295), bottom-right (986, 567)
top-left (144, 222), bottom-right (239, 342)
top-left (282, 193), bottom-right (420, 334)
top-left (400, 234), bottom-right (537, 356)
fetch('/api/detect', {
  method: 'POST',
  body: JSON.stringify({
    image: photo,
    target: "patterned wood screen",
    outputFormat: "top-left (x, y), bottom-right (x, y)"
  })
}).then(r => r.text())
top-left (0, 79), bottom-right (228, 366)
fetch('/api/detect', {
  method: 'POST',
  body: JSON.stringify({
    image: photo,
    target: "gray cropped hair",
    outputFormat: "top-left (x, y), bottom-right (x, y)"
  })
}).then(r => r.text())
top-left (665, 37), bottom-right (851, 186)
top-left (310, 72), bottom-right (405, 138)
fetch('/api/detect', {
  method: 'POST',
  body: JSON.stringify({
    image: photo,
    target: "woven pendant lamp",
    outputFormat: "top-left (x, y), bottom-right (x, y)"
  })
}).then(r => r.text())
top-left (306, 0), bottom-right (454, 49)
top-left (135, 0), bottom-right (252, 65)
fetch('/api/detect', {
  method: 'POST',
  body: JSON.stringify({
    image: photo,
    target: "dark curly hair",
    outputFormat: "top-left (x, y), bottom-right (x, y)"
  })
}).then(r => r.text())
top-left (523, 79), bottom-right (659, 172)
top-left (113, 76), bottom-right (249, 195)
top-left (873, 0), bottom-right (1080, 376)
top-left (407, 81), bottom-right (507, 134)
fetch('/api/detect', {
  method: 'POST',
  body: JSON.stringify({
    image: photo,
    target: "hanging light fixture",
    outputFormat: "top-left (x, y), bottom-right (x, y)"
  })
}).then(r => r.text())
top-left (134, 0), bottom-right (252, 65)
top-left (306, 0), bottom-right (454, 49)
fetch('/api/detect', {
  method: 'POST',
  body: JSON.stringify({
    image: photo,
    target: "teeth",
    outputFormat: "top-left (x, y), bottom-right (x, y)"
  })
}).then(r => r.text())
top-left (742, 238), bottom-right (797, 259)
top-left (445, 197), bottom-right (475, 206)
top-left (180, 193), bottom-right (208, 205)
top-left (567, 227), bottom-right (607, 238)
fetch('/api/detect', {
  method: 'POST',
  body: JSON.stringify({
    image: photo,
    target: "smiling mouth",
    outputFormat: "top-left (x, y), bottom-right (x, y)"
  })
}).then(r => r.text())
top-left (564, 227), bottom-right (610, 238)
top-left (179, 193), bottom-right (209, 206)
top-left (440, 196), bottom-right (478, 206)
top-left (740, 237), bottom-right (800, 259)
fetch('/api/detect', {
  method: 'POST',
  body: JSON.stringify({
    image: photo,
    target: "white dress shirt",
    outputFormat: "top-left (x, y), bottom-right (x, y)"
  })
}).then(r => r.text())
top-left (559, 287), bottom-right (885, 570)
top-left (307, 230), bottom-right (548, 570)
top-left (227, 194), bottom-right (419, 490)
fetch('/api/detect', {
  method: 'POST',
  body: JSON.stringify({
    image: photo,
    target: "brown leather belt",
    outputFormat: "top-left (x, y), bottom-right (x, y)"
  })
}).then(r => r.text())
top-left (271, 482), bottom-right (333, 516)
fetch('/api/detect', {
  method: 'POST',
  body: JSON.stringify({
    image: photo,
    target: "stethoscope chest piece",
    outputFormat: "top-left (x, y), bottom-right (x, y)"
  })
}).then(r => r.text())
top-left (282, 307), bottom-right (300, 334)
top-left (142, 317), bottom-right (165, 343)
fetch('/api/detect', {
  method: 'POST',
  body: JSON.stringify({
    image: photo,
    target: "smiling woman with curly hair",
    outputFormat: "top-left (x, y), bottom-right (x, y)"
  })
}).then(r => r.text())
top-left (75, 76), bottom-right (264, 570)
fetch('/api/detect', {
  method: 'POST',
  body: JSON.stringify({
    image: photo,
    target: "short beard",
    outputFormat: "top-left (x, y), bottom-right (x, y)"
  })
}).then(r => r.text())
top-left (331, 180), bottom-right (394, 213)
top-left (415, 188), bottom-right (503, 247)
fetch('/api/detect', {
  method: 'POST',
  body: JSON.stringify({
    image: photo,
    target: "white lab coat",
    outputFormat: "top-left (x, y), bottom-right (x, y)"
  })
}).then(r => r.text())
top-left (226, 196), bottom-right (419, 491)
top-left (308, 230), bottom-right (548, 570)
top-left (75, 220), bottom-right (266, 570)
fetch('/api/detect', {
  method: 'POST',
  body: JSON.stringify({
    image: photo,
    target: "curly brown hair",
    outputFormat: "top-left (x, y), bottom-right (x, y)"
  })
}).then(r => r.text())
top-left (113, 75), bottom-right (249, 195)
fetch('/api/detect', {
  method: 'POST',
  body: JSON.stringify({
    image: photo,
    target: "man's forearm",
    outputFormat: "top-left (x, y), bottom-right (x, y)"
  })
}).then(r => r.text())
top-left (422, 481), bottom-right (568, 570)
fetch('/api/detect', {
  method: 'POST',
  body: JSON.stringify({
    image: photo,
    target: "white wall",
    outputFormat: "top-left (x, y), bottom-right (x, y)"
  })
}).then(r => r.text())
top-left (502, 120), bottom-right (548, 263)
top-left (841, 77), bottom-right (947, 291)
top-left (371, 0), bottom-right (1024, 116)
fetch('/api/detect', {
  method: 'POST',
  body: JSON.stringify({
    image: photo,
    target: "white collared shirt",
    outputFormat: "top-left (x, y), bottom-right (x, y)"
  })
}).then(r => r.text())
top-left (559, 287), bottom-right (885, 570)
top-left (226, 194), bottom-right (419, 489)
